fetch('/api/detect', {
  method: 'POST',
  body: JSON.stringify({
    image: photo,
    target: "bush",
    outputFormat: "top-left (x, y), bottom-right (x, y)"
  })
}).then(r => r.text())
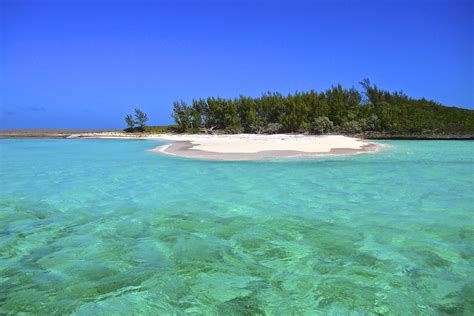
top-left (249, 122), bottom-right (283, 134)
top-left (264, 123), bottom-right (283, 134)
top-left (166, 125), bottom-right (182, 133)
top-left (224, 126), bottom-right (244, 134)
top-left (299, 122), bottom-right (311, 133)
top-left (310, 117), bottom-right (334, 134)
top-left (359, 114), bottom-right (380, 131)
top-left (143, 126), bottom-right (170, 133)
top-left (342, 120), bottom-right (362, 134)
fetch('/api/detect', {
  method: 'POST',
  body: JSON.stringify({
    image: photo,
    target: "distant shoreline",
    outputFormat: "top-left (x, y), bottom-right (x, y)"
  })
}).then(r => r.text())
top-left (361, 133), bottom-right (474, 140)
top-left (0, 130), bottom-right (384, 160)
top-left (1, 129), bottom-right (473, 140)
top-left (0, 129), bottom-right (119, 138)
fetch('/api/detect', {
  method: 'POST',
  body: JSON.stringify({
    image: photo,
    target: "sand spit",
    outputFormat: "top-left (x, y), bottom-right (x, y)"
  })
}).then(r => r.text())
top-left (60, 132), bottom-right (382, 160)
top-left (150, 134), bottom-right (381, 160)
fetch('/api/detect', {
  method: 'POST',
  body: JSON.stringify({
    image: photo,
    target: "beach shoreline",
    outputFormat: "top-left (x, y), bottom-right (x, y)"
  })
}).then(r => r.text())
top-left (151, 139), bottom-right (380, 160)
top-left (149, 134), bottom-right (382, 160)
top-left (1, 130), bottom-right (383, 160)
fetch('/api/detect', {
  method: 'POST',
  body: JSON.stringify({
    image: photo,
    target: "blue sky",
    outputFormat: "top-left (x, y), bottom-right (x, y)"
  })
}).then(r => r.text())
top-left (1, 0), bottom-right (472, 129)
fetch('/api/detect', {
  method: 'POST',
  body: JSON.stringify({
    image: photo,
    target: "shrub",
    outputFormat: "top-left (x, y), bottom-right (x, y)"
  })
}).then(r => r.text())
top-left (225, 126), bottom-right (244, 134)
top-left (310, 116), bottom-right (334, 134)
top-left (263, 123), bottom-right (283, 134)
top-left (143, 126), bottom-right (170, 134)
top-left (342, 120), bottom-right (362, 134)
top-left (250, 122), bottom-right (283, 134)
top-left (166, 125), bottom-right (182, 133)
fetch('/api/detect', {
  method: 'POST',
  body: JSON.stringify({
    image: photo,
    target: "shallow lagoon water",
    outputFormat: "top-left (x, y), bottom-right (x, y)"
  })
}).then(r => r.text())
top-left (0, 138), bottom-right (473, 314)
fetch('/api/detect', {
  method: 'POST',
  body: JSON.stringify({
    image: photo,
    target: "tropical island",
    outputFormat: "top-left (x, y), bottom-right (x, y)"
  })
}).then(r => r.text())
top-left (2, 80), bottom-right (472, 160)
top-left (99, 80), bottom-right (468, 160)
top-left (126, 80), bottom-right (474, 139)
top-left (2, 80), bottom-right (473, 159)
top-left (2, 0), bottom-right (473, 313)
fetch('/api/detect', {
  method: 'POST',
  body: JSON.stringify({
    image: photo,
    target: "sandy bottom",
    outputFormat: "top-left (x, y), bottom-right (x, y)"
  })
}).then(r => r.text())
top-left (151, 134), bottom-right (381, 160)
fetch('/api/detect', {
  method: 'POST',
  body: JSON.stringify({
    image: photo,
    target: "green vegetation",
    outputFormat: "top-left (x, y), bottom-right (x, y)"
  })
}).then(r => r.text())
top-left (134, 108), bottom-right (148, 130)
top-left (143, 125), bottom-right (175, 133)
top-left (124, 123), bottom-right (175, 134)
top-left (124, 108), bottom-right (149, 132)
top-left (168, 80), bottom-right (474, 136)
top-left (125, 114), bottom-right (135, 130)
top-left (122, 81), bottom-right (474, 137)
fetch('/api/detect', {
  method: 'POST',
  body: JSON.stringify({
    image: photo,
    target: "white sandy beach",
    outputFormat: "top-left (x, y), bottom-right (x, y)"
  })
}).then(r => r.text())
top-left (153, 134), bottom-right (368, 153)
top-left (150, 134), bottom-right (380, 160)
top-left (68, 132), bottom-right (380, 160)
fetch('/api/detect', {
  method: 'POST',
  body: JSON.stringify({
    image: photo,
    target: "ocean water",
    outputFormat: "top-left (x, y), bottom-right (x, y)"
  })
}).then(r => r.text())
top-left (0, 138), bottom-right (473, 315)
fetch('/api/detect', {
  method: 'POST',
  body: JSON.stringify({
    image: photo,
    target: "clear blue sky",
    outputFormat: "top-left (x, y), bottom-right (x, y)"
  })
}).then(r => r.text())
top-left (1, 0), bottom-right (472, 129)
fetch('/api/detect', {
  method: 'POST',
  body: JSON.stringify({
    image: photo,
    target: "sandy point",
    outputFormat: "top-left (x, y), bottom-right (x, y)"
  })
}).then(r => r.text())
top-left (150, 134), bottom-right (383, 161)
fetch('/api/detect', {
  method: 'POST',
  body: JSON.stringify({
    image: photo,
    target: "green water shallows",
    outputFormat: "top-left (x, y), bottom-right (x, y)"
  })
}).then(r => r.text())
top-left (0, 139), bottom-right (473, 315)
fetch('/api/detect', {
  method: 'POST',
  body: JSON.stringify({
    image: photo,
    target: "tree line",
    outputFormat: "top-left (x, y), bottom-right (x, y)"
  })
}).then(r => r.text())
top-left (169, 79), bottom-right (474, 135)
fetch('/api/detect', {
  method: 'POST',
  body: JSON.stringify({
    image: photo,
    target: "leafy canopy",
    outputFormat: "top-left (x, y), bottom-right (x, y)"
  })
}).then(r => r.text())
top-left (168, 80), bottom-right (474, 135)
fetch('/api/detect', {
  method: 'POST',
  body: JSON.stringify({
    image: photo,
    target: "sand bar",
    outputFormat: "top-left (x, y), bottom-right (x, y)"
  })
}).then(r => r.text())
top-left (63, 132), bottom-right (382, 160)
top-left (150, 134), bottom-right (381, 160)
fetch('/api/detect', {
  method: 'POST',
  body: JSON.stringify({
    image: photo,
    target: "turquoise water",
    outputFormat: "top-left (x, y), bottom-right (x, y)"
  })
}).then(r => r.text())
top-left (0, 139), bottom-right (473, 315)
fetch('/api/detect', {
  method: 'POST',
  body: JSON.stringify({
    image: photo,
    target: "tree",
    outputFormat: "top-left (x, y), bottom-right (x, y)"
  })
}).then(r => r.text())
top-left (167, 81), bottom-right (474, 136)
top-left (347, 87), bottom-right (362, 108)
top-left (279, 98), bottom-right (306, 132)
top-left (247, 105), bottom-right (258, 132)
top-left (134, 108), bottom-right (148, 131)
top-left (223, 99), bottom-right (242, 132)
top-left (172, 101), bottom-right (191, 132)
top-left (125, 114), bottom-right (135, 130)
top-left (191, 99), bottom-right (205, 129)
